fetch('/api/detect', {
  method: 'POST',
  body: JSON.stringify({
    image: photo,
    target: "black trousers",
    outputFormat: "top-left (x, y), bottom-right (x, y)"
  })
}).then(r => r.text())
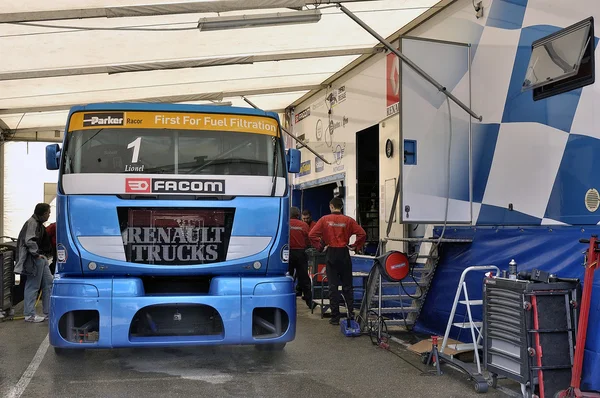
top-left (289, 249), bottom-right (312, 304)
top-left (325, 247), bottom-right (353, 318)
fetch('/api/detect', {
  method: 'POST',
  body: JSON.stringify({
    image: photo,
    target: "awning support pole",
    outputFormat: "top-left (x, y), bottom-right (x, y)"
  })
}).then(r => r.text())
top-left (242, 96), bottom-right (331, 164)
top-left (337, 3), bottom-right (483, 121)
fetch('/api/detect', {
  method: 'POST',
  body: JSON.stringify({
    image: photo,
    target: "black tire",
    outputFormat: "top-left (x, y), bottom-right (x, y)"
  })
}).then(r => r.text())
top-left (421, 352), bottom-right (430, 364)
top-left (487, 373), bottom-right (498, 389)
top-left (255, 343), bottom-right (286, 351)
top-left (474, 380), bottom-right (488, 394)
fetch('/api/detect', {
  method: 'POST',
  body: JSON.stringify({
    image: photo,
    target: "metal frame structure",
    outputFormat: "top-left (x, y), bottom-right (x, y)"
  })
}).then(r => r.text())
top-left (0, 0), bottom-right (380, 23)
top-left (0, 47), bottom-right (382, 81)
top-left (337, 4), bottom-right (482, 121)
top-left (0, 84), bottom-right (325, 115)
top-left (0, 0), bottom-right (456, 136)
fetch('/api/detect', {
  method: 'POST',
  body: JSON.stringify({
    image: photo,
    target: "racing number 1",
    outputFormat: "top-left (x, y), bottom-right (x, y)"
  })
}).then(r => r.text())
top-left (127, 137), bottom-right (141, 164)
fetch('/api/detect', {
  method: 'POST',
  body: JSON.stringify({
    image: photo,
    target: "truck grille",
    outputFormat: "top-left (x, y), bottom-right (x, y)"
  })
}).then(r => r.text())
top-left (117, 207), bottom-right (235, 265)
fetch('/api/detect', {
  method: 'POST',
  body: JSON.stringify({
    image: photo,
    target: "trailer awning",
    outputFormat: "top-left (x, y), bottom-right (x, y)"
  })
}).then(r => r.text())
top-left (0, 0), bottom-right (441, 134)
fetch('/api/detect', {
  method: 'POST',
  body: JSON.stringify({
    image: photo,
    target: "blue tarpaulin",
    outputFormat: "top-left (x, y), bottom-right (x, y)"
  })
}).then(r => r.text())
top-left (413, 226), bottom-right (600, 392)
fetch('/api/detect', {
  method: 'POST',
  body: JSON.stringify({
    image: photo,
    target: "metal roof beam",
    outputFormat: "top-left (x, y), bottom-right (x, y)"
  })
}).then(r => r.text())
top-left (0, 84), bottom-right (324, 115)
top-left (0, 0), bottom-right (375, 23)
top-left (9, 131), bottom-right (63, 143)
top-left (0, 1), bottom-right (306, 23)
top-left (0, 47), bottom-right (380, 81)
top-left (6, 126), bottom-right (65, 134)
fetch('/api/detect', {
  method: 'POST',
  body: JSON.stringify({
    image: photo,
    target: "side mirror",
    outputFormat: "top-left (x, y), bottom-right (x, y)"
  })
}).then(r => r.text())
top-left (287, 148), bottom-right (301, 174)
top-left (46, 144), bottom-right (61, 170)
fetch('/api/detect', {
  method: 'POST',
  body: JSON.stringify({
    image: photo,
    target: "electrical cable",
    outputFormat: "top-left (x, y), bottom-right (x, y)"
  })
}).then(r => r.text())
top-left (358, 266), bottom-right (441, 374)
top-left (358, 266), bottom-right (388, 342)
top-left (0, 20), bottom-right (197, 38)
top-left (381, 340), bottom-right (433, 374)
top-left (337, 285), bottom-right (387, 343)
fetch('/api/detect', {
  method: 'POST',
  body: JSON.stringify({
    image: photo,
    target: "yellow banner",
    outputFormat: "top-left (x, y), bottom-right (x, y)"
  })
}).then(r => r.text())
top-left (68, 111), bottom-right (280, 136)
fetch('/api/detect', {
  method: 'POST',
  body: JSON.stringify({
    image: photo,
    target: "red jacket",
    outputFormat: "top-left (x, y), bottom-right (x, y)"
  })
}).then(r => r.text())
top-left (307, 220), bottom-right (317, 232)
top-left (46, 222), bottom-right (57, 247)
top-left (309, 212), bottom-right (366, 251)
top-left (289, 218), bottom-right (310, 249)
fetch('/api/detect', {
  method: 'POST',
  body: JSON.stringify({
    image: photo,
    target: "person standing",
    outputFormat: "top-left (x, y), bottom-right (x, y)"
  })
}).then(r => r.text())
top-left (302, 210), bottom-right (317, 231)
top-left (309, 198), bottom-right (366, 325)
top-left (14, 203), bottom-right (54, 323)
top-left (289, 207), bottom-right (314, 309)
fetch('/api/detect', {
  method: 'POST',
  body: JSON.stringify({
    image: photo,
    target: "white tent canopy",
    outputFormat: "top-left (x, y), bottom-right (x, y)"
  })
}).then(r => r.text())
top-left (0, 0), bottom-right (440, 133)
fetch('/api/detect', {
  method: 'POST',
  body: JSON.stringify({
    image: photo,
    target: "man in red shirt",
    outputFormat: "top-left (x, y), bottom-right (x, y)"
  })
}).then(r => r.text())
top-left (289, 207), bottom-right (314, 309)
top-left (309, 197), bottom-right (366, 325)
top-left (302, 210), bottom-right (317, 231)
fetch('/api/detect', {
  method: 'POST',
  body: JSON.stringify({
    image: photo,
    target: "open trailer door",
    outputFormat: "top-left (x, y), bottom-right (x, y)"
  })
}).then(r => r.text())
top-left (400, 37), bottom-right (473, 224)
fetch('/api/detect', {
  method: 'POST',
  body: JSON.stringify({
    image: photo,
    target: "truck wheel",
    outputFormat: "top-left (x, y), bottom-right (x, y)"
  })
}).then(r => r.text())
top-left (255, 343), bottom-right (286, 351)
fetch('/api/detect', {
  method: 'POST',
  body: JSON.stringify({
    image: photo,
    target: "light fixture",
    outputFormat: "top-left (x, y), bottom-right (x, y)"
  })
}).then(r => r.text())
top-left (198, 9), bottom-right (321, 32)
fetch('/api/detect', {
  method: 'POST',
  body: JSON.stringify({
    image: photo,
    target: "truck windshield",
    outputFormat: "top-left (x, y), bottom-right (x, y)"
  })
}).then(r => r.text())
top-left (63, 128), bottom-right (284, 177)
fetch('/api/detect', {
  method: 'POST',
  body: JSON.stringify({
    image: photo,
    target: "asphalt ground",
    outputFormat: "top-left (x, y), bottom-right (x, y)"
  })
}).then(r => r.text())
top-left (0, 298), bottom-right (523, 398)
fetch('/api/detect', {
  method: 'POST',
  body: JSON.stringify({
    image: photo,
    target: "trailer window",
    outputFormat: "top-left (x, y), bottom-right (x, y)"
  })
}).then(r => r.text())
top-left (522, 17), bottom-right (595, 101)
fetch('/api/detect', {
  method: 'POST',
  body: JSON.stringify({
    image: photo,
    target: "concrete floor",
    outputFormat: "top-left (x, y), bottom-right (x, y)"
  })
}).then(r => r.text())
top-left (0, 299), bottom-right (521, 398)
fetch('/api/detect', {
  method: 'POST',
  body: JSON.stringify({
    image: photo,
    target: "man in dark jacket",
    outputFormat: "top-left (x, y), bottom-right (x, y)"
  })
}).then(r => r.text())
top-left (14, 203), bottom-right (53, 323)
top-left (309, 198), bottom-right (366, 325)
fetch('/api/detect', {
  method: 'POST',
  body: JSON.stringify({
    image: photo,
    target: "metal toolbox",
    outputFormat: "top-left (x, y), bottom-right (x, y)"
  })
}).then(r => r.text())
top-left (483, 277), bottom-right (579, 397)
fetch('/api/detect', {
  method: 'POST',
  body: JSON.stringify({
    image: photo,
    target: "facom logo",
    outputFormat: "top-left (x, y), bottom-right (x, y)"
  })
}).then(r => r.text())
top-left (153, 179), bottom-right (225, 194)
top-left (294, 107), bottom-right (311, 124)
top-left (125, 178), bottom-right (151, 193)
top-left (83, 112), bottom-right (125, 127)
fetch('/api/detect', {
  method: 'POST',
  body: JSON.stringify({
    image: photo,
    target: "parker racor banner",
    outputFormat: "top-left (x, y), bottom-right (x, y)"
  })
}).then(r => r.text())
top-left (120, 208), bottom-right (235, 265)
top-left (68, 111), bottom-right (280, 136)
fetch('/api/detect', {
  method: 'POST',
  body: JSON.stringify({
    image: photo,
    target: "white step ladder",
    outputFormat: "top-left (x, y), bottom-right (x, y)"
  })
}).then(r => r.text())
top-left (440, 265), bottom-right (499, 374)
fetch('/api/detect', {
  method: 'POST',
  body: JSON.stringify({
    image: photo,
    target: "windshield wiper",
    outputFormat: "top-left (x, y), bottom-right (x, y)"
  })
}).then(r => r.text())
top-left (142, 165), bottom-right (175, 174)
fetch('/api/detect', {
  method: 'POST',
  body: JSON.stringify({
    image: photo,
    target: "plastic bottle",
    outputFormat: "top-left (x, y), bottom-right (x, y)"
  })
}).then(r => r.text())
top-left (508, 259), bottom-right (518, 280)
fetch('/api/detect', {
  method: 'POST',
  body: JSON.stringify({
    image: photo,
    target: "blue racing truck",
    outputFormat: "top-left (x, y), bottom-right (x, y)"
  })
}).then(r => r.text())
top-left (45, 103), bottom-right (301, 353)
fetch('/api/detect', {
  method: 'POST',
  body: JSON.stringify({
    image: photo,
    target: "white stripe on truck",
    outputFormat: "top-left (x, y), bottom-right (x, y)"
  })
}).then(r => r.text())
top-left (63, 174), bottom-right (286, 196)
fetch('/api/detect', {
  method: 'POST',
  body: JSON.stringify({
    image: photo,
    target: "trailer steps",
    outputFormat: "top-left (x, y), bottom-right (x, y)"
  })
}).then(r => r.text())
top-left (358, 226), bottom-right (474, 334)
